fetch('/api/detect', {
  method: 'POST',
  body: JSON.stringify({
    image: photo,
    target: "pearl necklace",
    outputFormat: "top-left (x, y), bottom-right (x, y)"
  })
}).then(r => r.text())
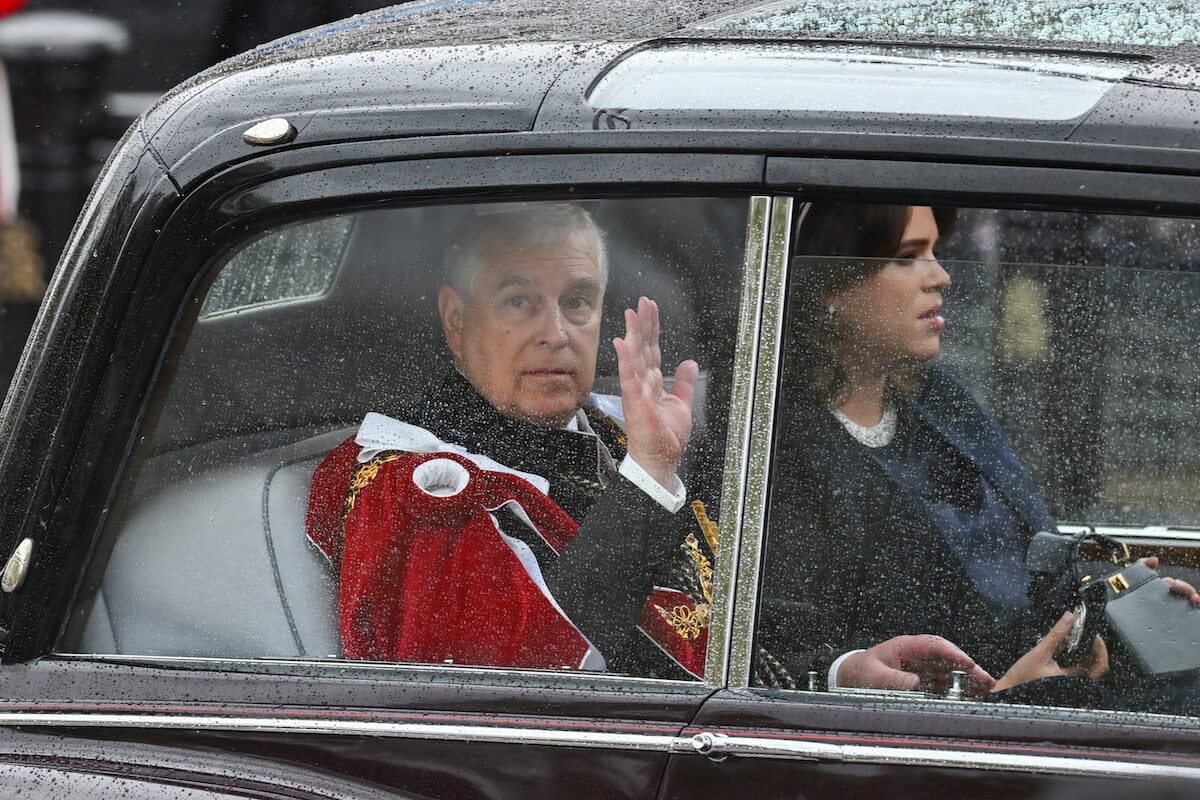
top-left (832, 402), bottom-right (897, 448)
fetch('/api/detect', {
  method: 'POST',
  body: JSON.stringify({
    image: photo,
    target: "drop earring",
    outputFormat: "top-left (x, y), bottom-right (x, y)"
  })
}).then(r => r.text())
top-left (826, 305), bottom-right (836, 318)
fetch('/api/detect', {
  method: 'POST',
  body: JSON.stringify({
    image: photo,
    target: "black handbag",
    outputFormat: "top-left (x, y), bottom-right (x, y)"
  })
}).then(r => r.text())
top-left (1026, 529), bottom-right (1200, 677)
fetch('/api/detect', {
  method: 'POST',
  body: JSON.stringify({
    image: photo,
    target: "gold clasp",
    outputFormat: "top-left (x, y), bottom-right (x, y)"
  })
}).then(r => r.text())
top-left (656, 603), bottom-right (708, 640)
top-left (1107, 573), bottom-right (1130, 594)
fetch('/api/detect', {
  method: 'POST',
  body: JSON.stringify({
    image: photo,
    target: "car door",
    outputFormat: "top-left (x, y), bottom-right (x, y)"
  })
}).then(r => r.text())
top-left (0, 144), bottom-right (769, 798)
top-left (661, 173), bottom-right (1200, 797)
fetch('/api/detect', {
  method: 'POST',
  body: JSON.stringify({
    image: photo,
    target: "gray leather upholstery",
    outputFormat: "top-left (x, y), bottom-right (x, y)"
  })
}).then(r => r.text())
top-left (72, 427), bottom-right (351, 658)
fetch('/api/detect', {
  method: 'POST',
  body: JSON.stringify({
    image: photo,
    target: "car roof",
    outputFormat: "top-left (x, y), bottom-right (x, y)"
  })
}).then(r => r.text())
top-left (124, 0), bottom-right (1200, 191)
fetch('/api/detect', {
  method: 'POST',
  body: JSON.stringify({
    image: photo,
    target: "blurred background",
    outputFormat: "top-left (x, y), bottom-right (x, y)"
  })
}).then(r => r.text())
top-left (0, 0), bottom-right (408, 393)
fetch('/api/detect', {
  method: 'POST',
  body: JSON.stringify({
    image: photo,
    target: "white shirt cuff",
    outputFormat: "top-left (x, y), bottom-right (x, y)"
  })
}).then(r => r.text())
top-left (618, 456), bottom-right (686, 513)
top-left (828, 649), bottom-right (866, 689)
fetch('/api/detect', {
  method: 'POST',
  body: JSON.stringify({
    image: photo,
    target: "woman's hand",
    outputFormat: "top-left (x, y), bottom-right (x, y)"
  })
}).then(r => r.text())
top-left (838, 635), bottom-right (995, 697)
top-left (1141, 556), bottom-right (1200, 607)
top-left (993, 611), bottom-right (1108, 693)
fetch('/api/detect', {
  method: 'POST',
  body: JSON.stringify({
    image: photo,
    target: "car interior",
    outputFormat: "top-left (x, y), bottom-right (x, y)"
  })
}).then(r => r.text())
top-left (60, 197), bottom-right (752, 662)
top-left (59, 199), bottom-right (1200, 688)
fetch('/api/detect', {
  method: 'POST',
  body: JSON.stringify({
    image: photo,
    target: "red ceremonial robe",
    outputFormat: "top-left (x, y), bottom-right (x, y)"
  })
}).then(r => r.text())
top-left (309, 442), bottom-right (593, 668)
top-left (308, 425), bottom-right (710, 677)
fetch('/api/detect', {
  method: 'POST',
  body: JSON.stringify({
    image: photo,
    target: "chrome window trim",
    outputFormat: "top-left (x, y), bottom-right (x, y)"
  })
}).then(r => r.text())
top-left (704, 195), bottom-right (773, 687)
top-left (1059, 523), bottom-right (1200, 543)
top-left (673, 732), bottom-right (1200, 781)
top-left (724, 196), bottom-right (793, 689)
top-left (0, 712), bottom-right (677, 751)
top-left (3, 711), bottom-right (1196, 781)
top-left (46, 652), bottom-right (708, 692)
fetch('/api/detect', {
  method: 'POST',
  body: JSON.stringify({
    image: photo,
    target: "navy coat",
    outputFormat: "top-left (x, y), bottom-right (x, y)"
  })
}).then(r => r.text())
top-left (757, 367), bottom-right (1059, 681)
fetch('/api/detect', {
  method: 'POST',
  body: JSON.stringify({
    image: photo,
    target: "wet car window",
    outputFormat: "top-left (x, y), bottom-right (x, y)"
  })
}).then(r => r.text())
top-left (199, 216), bottom-right (353, 316)
top-left (705, 0), bottom-right (1200, 47)
top-left (756, 203), bottom-right (1200, 717)
top-left (60, 198), bottom-right (749, 682)
top-left (589, 43), bottom-right (1128, 119)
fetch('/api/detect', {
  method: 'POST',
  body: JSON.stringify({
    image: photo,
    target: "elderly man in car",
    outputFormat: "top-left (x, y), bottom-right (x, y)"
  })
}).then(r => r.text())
top-left (307, 203), bottom-right (713, 677)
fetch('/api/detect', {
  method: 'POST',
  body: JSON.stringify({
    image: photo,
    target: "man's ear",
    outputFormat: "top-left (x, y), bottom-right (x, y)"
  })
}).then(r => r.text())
top-left (438, 283), bottom-right (465, 360)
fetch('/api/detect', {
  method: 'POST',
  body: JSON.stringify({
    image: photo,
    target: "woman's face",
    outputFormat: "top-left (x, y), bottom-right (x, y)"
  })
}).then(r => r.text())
top-left (826, 206), bottom-right (951, 371)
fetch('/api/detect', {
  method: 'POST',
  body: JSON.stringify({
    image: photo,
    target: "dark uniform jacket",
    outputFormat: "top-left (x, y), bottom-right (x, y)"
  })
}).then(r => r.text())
top-left (419, 368), bottom-right (703, 676)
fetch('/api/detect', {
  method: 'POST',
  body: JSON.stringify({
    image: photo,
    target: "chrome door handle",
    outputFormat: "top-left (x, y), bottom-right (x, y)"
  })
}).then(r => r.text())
top-left (690, 731), bottom-right (729, 761)
top-left (682, 732), bottom-right (842, 763)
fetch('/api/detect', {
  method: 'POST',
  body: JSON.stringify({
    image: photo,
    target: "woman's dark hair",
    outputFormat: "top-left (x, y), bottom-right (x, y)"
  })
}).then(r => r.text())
top-left (786, 203), bottom-right (957, 404)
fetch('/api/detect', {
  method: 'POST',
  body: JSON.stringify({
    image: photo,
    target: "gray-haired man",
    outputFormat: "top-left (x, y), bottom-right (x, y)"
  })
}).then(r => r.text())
top-left (309, 203), bottom-right (711, 677)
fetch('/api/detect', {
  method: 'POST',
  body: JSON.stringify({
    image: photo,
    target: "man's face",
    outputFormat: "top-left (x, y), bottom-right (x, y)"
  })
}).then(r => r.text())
top-left (439, 237), bottom-right (604, 427)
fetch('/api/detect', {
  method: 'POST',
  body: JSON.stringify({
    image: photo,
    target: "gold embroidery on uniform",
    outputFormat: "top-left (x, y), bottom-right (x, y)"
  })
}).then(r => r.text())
top-left (339, 451), bottom-right (413, 554)
top-left (658, 532), bottom-right (714, 640)
top-left (596, 412), bottom-right (628, 448)
top-left (684, 533), bottom-right (714, 607)
top-left (656, 602), bottom-right (707, 640)
top-left (691, 499), bottom-right (719, 554)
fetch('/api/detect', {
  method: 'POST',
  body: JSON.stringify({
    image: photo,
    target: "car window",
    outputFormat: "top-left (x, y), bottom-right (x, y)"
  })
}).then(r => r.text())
top-left (755, 202), bottom-right (1200, 718)
top-left (199, 216), bottom-right (353, 316)
top-left (589, 43), bottom-right (1128, 120)
top-left (705, 0), bottom-right (1200, 47)
top-left (60, 197), bottom-right (750, 683)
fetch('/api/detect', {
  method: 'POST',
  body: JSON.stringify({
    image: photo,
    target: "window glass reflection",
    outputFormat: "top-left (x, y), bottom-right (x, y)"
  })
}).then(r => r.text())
top-left (200, 216), bottom-right (352, 316)
top-left (758, 203), bottom-right (1200, 717)
top-left (62, 198), bottom-right (749, 682)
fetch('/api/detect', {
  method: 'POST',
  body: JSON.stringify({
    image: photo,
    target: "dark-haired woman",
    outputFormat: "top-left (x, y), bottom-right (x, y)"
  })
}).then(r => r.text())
top-left (756, 204), bottom-right (1197, 703)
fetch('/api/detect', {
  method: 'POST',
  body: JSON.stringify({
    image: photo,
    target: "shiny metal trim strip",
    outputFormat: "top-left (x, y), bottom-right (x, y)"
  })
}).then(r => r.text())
top-left (0, 712), bottom-right (676, 752)
top-left (47, 652), bottom-right (698, 689)
top-left (672, 734), bottom-right (1200, 781)
top-left (1059, 523), bottom-right (1200, 543)
top-left (724, 196), bottom-right (793, 689)
top-left (704, 196), bottom-right (772, 688)
top-left (7, 711), bottom-right (1198, 780)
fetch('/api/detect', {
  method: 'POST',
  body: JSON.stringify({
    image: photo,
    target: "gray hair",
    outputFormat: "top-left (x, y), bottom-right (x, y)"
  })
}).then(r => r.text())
top-left (443, 203), bottom-right (608, 300)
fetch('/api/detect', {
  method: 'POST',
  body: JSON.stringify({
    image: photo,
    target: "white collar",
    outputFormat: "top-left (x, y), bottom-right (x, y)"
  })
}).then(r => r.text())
top-left (354, 412), bottom-right (550, 493)
top-left (831, 401), bottom-right (898, 448)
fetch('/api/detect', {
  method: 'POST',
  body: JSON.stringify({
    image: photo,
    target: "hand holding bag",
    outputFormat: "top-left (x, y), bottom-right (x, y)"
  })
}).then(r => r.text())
top-left (1027, 529), bottom-right (1200, 677)
top-left (1101, 559), bottom-right (1200, 676)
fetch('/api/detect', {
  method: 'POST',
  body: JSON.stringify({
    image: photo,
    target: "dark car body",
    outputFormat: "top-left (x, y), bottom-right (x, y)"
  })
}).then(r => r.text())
top-left (1, 0), bottom-right (1200, 796)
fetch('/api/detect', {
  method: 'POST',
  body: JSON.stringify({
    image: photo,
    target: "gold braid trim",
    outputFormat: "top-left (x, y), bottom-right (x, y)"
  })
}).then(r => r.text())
top-left (655, 601), bottom-right (708, 641)
top-left (684, 533), bottom-right (714, 607)
top-left (595, 411), bottom-right (628, 448)
top-left (657, 532), bottom-right (714, 641)
top-left (691, 499), bottom-right (719, 554)
top-left (338, 451), bottom-right (414, 555)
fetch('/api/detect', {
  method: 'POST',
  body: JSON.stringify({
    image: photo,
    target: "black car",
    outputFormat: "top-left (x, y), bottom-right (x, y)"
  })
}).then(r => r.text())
top-left (1, 0), bottom-right (1200, 796)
